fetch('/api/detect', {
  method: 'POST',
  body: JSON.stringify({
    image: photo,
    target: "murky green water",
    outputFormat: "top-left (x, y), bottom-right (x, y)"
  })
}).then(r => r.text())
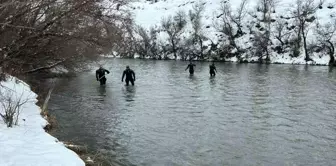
top-left (49, 59), bottom-right (336, 166)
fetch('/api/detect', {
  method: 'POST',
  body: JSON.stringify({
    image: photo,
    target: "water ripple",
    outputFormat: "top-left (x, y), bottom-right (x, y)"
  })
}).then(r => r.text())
top-left (48, 60), bottom-right (336, 166)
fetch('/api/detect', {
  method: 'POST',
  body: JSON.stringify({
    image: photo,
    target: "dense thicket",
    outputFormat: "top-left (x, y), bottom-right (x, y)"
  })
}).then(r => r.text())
top-left (0, 0), bottom-right (131, 76)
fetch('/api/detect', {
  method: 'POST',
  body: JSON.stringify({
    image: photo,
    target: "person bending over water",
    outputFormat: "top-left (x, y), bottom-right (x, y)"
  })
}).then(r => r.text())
top-left (185, 61), bottom-right (196, 75)
top-left (209, 62), bottom-right (217, 76)
top-left (96, 66), bottom-right (110, 85)
top-left (122, 66), bottom-right (136, 86)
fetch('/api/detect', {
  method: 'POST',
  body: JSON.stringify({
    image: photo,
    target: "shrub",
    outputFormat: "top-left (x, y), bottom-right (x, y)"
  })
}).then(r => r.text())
top-left (0, 88), bottom-right (29, 127)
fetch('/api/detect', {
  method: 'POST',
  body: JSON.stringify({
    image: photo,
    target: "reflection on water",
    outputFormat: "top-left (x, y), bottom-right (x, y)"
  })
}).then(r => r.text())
top-left (122, 86), bottom-right (136, 102)
top-left (97, 86), bottom-right (107, 97)
top-left (209, 76), bottom-right (216, 86)
top-left (48, 59), bottom-right (336, 166)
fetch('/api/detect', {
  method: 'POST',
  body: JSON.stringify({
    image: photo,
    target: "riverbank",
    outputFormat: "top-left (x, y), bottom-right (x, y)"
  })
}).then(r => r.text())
top-left (0, 75), bottom-right (85, 166)
top-left (101, 53), bottom-right (332, 66)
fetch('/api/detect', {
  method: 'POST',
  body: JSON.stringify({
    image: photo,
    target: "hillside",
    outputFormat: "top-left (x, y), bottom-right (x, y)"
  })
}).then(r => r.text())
top-left (119, 0), bottom-right (336, 65)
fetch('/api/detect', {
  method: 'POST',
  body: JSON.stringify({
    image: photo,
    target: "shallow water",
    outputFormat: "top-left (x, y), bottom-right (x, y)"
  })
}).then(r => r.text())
top-left (49, 59), bottom-right (336, 166)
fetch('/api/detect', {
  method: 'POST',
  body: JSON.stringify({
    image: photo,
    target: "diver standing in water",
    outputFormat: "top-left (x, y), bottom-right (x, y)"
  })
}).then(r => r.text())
top-left (122, 66), bottom-right (136, 86)
top-left (96, 66), bottom-right (110, 85)
top-left (209, 62), bottom-right (217, 77)
top-left (185, 61), bottom-right (196, 75)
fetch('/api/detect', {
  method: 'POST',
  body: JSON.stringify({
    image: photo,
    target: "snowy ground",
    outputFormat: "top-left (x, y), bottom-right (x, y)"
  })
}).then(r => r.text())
top-left (0, 76), bottom-right (84, 166)
top-left (125, 0), bottom-right (336, 65)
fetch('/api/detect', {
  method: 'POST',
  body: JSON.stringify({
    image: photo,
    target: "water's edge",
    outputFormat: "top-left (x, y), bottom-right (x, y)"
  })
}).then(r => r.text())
top-left (20, 76), bottom-right (113, 165)
top-left (101, 56), bottom-right (333, 66)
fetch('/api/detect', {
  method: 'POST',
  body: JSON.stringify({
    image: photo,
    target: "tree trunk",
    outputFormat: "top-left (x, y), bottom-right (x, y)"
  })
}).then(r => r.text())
top-left (229, 36), bottom-right (239, 53)
top-left (301, 23), bottom-right (311, 61)
top-left (275, 36), bottom-right (284, 46)
top-left (199, 36), bottom-right (203, 60)
top-left (293, 23), bottom-right (302, 58)
top-left (327, 40), bottom-right (335, 66)
top-left (171, 38), bottom-right (177, 59)
top-left (265, 45), bottom-right (270, 63)
top-left (265, 14), bottom-right (271, 63)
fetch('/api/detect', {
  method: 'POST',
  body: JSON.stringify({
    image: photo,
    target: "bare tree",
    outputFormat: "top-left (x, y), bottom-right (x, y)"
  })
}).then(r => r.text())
top-left (148, 27), bottom-right (160, 59)
top-left (291, 0), bottom-right (324, 61)
top-left (215, 0), bottom-right (248, 58)
top-left (315, 20), bottom-right (336, 65)
top-left (189, 1), bottom-right (207, 60)
top-left (161, 10), bottom-right (187, 59)
top-left (252, 0), bottom-right (277, 62)
top-left (0, 0), bottom-right (131, 76)
top-left (135, 26), bottom-right (159, 59)
top-left (136, 26), bottom-right (151, 58)
top-left (273, 19), bottom-right (293, 53)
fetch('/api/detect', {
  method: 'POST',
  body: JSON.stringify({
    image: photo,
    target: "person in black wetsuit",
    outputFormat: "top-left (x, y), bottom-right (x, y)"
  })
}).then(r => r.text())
top-left (122, 66), bottom-right (136, 86)
top-left (96, 66), bottom-right (110, 85)
top-left (185, 61), bottom-right (196, 75)
top-left (209, 62), bottom-right (217, 76)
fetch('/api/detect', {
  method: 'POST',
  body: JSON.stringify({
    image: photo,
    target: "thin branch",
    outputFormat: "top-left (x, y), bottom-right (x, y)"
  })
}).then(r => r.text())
top-left (24, 60), bottom-right (67, 73)
top-left (0, 23), bottom-right (36, 30)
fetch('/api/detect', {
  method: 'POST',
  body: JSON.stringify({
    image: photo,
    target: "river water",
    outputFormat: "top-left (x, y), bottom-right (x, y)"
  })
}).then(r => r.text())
top-left (48, 59), bottom-right (336, 166)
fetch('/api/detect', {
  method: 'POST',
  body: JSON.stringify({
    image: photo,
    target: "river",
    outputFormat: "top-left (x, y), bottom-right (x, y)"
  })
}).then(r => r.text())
top-left (48, 59), bottom-right (336, 166)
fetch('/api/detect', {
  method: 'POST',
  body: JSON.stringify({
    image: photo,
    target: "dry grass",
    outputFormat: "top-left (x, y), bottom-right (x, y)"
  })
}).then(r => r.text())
top-left (63, 142), bottom-right (88, 155)
top-left (43, 113), bottom-right (58, 132)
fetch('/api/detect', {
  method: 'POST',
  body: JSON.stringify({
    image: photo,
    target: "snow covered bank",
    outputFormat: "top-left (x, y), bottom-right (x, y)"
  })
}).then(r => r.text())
top-left (0, 76), bottom-right (84, 166)
top-left (123, 0), bottom-right (336, 66)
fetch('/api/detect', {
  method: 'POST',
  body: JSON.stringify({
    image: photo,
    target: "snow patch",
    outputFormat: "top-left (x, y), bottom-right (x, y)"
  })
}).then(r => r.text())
top-left (0, 76), bottom-right (84, 166)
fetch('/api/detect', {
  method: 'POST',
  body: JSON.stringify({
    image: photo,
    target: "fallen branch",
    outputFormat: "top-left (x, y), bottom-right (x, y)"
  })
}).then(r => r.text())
top-left (42, 81), bottom-right (55, 113)
top-left (24, 60), bottom-right (66, 74)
